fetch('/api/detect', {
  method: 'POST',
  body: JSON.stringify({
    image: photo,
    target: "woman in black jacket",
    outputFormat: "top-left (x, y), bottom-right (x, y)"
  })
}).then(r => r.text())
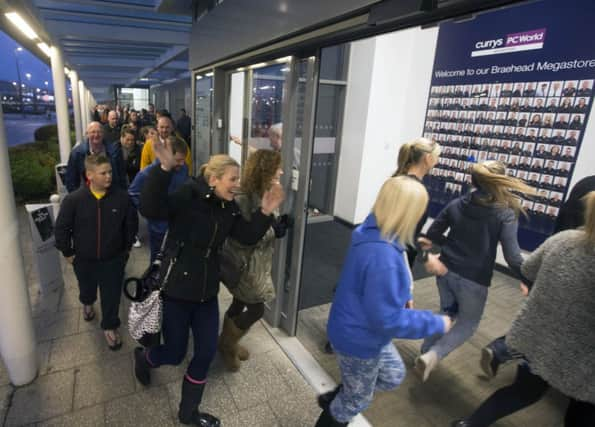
top-left (134, 142), bottom-right (284, 427)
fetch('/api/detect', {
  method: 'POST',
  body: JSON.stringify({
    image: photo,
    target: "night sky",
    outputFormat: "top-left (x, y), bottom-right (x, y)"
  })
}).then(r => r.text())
top-left (0, 30), bottom-right (55, 91)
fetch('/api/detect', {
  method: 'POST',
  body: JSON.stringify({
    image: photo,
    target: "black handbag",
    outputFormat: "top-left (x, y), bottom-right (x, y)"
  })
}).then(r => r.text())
top-left (124, 231), bottom-right (170, 302)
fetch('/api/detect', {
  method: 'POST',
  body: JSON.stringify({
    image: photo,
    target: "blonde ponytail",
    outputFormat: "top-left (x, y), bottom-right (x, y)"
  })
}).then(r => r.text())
top-left (393, 137), bottom-right (440, 177)
top-left (470, 160), bottom-right (536, 216)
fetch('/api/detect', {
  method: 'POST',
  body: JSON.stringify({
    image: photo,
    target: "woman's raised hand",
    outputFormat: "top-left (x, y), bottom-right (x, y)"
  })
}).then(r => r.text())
top-left (261, 182), bottom-right (285, 215)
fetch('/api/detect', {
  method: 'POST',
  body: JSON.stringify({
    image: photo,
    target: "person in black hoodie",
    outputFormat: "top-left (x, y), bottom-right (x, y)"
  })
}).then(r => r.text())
top-left (55, 154), bottom-right (138, 350)
top-left (414, 161), bottom-right (535, 382)
top-left (133, 144), bottom-right (284, 427)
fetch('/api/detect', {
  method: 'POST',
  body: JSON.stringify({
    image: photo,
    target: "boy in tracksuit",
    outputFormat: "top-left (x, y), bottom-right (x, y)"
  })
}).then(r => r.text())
top-left (55, 154), bottom-right (138, 350)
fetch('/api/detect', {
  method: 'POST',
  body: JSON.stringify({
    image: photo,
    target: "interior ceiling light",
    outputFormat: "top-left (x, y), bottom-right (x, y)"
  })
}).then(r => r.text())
top-left (275, 56), bottom-right (292, 63)
top-left (5, 12), bottom-right (38, 39)
top-left (37, 42), bottom-right (51, 57)
top-left (205, 72), bottom-right (214, 77)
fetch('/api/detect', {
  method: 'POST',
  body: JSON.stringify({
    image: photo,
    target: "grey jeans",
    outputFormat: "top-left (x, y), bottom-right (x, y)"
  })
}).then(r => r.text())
top-left (421, 271), bottom-right (488, 360)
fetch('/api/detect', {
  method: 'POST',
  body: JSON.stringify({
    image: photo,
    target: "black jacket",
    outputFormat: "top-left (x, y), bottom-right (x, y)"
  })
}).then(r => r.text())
top-left (554, 175), bottom-right (595, 232)
top-left (425, 191), bottom-right (526, 287)
top-left (139, 167), bottom-right (274, 303)
top-left (55, 186), bottom-right (138, 261)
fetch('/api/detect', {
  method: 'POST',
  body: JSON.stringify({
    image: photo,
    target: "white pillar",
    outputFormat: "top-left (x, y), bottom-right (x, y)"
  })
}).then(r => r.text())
top-left (69, 71), bottom-right (83, 144)
top-left (0, 104), bottom-right (38, 386)
top-left (78, 80), bottom-right (87, 132)
top-left (49, 46), bottom-right (71, 164)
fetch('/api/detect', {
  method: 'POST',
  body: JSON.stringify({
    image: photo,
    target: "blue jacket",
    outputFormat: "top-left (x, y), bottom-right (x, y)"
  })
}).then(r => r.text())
top-left (128, 161), bottom-right (188, 235)
top-left (65, 140), bottom-right (126, 192)
top-left (327, 214), bottom-right (445, 358)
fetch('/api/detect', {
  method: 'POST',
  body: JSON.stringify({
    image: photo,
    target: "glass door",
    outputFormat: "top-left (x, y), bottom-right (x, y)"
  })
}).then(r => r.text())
top-left (194, 73), bottom-right (213, 170)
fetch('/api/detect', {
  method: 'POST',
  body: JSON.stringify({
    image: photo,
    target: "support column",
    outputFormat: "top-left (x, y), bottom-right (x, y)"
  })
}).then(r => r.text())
top-left (78, 80), bottom-right (87, 131)
top-left (69, 71), bottom-right (83, 144)
top-left (0, 104), bottom-right (37, 386)
top-left (49, 46), bottom-right (71, 164)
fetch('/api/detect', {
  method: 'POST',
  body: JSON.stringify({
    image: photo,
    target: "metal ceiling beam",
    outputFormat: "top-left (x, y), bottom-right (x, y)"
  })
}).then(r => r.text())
top-left (44, 20), bottom-right (190, 44)
top-left (35, 0), bottom-right (156, 12)
top-left (39, 8), bottom-right (191, 27)
top-left (125, 45), bottom-right (187, 86)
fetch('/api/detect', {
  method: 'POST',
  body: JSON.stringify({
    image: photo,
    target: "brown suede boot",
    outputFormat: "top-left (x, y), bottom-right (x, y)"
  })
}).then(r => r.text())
top-left (217, 316), bottom-right (248, 371)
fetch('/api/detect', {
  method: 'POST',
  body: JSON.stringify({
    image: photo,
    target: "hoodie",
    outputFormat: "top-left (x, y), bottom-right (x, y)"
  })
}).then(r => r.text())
top-left (327, 213), bottom-right (446, 359)
top-left (425, 190), bottom-right (525, 287)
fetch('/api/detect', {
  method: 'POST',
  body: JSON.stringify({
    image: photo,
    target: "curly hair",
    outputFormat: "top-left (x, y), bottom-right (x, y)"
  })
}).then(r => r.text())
top-left (241, 149), bottom-right (282, 197)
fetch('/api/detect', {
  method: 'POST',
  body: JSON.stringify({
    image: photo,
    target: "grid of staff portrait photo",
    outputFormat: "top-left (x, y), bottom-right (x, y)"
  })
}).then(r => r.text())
top-left (423, 79), bottom-right (593, 233)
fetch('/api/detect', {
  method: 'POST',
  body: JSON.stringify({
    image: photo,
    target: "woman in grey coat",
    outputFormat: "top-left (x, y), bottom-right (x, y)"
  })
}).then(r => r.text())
top-left (218, 149), bottom-right (287, 371)
top-left (452, 191), bottom-right (595, 427)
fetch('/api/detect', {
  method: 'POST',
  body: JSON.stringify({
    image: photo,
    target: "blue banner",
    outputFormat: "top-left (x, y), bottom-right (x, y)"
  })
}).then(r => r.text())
top-left (423, 0), bottom-right (595, 250)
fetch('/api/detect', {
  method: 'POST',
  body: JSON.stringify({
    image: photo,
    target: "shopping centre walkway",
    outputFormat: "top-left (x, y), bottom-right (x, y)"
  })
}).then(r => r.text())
top-left (1, 205), bottom-right (567, 426)
top-left (0, 208), bottom-right (321, 427)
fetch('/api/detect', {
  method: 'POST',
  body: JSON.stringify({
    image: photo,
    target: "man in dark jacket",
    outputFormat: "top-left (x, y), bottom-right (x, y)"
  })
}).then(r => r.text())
top-left (55, 154), bottom-right (138, 350)
top-left (103, 111), bottom-right (121, 144)
top-left (65, 122), bottom-right (126, 192)
top-left (116, 126), bottom-right (141, 185)
top-left (176, 108), bottom-right (192, 146)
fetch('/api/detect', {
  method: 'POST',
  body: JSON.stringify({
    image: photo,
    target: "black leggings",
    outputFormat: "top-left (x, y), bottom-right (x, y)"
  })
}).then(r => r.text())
top-left (226, 297), bottom-right (265, 330)
top-left (468, 363), bottom-right (595, 427)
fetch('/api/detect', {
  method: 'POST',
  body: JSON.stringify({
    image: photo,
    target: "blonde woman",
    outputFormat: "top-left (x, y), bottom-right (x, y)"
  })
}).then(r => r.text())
top-left (392, 137), bottom-right (441, 267)
top-left (218, 150), bottom-right (287, 371)
top-left (453, 192), bottom-right (595, 426)
top-left (135, 148), bottom-right (284, 427)
top-left (416, 161), bottom-right (535, 382)
top-left (315, 176), bottom-right (452, 427)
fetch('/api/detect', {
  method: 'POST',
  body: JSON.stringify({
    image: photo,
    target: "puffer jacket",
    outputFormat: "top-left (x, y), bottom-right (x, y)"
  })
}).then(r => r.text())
top-left (226, 192), bottom-right (277, 304)
top-left (139, 166), bottom-right (274, 303)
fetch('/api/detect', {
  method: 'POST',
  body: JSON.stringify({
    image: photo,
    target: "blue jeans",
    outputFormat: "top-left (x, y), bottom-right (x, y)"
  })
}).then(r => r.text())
top-left (147, 296), bottom-right (219, 380)
top-left (421, 271), bottom-right (488, 360)
top-left (149, 231), bottom-right (166, 263)
top-left (330, 343), bottom-right (406, 423)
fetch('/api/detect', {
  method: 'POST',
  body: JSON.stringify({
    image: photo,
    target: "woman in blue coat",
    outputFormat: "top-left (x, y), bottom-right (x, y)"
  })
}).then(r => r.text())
top-left (315, 176), bottom-right (452, 427)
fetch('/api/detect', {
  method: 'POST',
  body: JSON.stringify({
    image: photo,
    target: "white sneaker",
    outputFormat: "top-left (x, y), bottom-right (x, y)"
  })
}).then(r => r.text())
top-left (133, 238), bottom-right (142, 248)
top-left (415, 350), bottom-right (439, 382)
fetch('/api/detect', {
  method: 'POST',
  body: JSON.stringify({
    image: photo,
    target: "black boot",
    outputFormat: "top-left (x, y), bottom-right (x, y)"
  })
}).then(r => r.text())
top-left (134, 347), bottom-right (151, 386)
top-left (317, 384), bottom-right (342, 410)
top-left (314, 408), bottom-right (348, 427)
top-left (178, 378), bottom-right (220, 427)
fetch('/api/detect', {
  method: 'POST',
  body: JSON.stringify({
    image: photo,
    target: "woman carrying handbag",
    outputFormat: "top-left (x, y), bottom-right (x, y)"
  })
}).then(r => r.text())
top-left (134, 141), bottom-right (284, 427)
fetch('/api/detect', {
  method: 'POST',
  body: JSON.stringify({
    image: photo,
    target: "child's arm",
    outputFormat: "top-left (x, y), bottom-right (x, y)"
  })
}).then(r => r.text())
top-left (54, 195), bottom-right (76, 261)
top-left (123, 196), bottom-right (139, 251)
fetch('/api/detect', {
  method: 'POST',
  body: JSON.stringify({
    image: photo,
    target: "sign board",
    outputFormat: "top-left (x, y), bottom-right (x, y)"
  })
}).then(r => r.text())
top-left (25, 204), bottom-right (63, 292)
top-left (422, 0), bottom-right (595, 250)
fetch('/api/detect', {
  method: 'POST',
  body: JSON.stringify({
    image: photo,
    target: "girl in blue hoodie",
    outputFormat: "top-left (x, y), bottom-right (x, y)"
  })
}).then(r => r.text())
top-left (315, 176), bottom-right (451, 427)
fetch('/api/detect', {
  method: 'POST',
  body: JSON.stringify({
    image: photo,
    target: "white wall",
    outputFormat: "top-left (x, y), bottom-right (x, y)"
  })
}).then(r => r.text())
top-left (334, 26), bottom-right (439, 224)
top-left (333, 37), bottom-right (376, 223)
top-left (228, 72), bottom-right (244, 163)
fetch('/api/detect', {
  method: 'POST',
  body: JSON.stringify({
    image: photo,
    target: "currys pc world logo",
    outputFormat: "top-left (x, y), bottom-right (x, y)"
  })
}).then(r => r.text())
top-left (471, 28), bottom-right (546, 57)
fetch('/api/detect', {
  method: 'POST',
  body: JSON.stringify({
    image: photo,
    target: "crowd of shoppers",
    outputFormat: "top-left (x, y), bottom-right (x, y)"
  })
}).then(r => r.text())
top-left (53, 106), bottom-right (593, 426)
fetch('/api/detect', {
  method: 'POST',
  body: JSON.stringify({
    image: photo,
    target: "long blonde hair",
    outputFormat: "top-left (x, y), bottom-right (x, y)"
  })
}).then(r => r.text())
top-left (372, 176), bottom-right (429, 246)
top-left (584, 191), bottom-right (595, 243)
top-left (471, 160), bottom-right (536, 216)
top-left (200, 154), bottom-right (239, 181)
top-left (393, 137), bottom-right (441, 176)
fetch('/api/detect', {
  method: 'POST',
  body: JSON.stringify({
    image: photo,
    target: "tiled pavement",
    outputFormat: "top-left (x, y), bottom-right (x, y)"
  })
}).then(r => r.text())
top-left (0, 205), bottom-right (569, 426)
top-left (298, 272), bottom-right (568, 427)
top-left (0, 208), bottom-right (321, 427)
